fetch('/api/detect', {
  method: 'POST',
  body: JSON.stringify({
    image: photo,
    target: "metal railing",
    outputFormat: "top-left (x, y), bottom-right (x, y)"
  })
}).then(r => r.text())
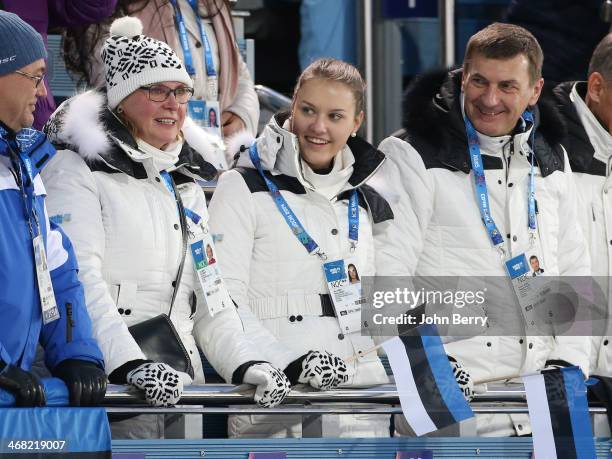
top-left (103, 383), bottom-right (607, 416)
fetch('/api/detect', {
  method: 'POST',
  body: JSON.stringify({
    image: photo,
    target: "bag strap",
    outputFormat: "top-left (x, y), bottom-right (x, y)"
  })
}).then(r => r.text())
top-left (167, 173), bottom-right (189, 320)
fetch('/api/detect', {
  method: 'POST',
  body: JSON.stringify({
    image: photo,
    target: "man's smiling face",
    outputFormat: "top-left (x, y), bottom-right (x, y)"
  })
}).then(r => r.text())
top-left (462, 52), bottom-right (543, 137)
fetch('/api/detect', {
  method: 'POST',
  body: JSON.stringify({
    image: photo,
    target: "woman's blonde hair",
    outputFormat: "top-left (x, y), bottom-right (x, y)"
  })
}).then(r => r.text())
top-left (292, 58), bottom-right (366, 115)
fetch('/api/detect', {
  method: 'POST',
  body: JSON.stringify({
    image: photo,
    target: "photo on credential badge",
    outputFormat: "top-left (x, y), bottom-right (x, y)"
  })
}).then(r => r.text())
top-left (205, 243), bottom-right (216, 265)
top-left (207, 106), bottom-right (219, 128)
top-left (525, 249), bottom-right (545, 277)
top-left (347, 263), bottom-right (360, 284)
top-left (204, 100), bottom-right (222, 138)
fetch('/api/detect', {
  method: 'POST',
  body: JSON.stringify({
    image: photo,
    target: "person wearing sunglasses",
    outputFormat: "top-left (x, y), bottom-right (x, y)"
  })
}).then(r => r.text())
top-left (41, 17), bottom-right (293, 438)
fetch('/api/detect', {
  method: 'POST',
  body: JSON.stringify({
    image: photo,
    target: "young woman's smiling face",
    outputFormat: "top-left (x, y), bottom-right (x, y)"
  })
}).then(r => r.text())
top-left (291, 78), bottom-right (363, 170)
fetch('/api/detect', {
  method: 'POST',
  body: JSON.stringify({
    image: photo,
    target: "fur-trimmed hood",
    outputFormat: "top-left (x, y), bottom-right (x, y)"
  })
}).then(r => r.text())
top-left (400, 68), bottom-right (567, 177)
top-left (44, 90), bottom-right (226, 179)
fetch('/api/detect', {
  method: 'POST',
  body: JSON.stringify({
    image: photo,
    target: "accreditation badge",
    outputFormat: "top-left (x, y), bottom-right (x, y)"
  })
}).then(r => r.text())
top-left (33, 235), bottom-right (60, 324)
top-left (505, 247), bottom-right (551, 334)
top-left (190, 228), bottom-right (231, 317)
top-left (323, 258), bottom-right (365, 335)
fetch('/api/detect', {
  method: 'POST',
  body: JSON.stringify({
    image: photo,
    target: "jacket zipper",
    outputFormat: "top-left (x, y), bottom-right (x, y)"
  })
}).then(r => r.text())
top-left (503, 139), bottom-right (513, 181)
top-left (66, 303), bottom-right (74, 343)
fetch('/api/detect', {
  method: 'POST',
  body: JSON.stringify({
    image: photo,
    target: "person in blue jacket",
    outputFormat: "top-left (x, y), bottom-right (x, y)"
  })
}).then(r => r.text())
top-left (0, 10), bottom-right (106, 407)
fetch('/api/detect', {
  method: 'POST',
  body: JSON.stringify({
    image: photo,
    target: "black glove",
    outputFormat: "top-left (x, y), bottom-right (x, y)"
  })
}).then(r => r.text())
top-left (52, 359), bottom-right (107, 406)
top-left (0, 361), bottom-right (46, 407)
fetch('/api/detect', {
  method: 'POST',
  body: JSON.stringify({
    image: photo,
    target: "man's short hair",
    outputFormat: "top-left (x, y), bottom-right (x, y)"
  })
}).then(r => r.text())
top-left (463, 22), bottom-right (543, 84)
top-left (529, 255), bottom-right (539, 262)
top-left (588, 33), bottom-right (612, 80)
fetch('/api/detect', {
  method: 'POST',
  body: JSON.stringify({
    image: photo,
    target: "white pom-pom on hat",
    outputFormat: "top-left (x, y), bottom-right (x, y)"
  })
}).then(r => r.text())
top-left (109, 16), bottom-right (143, 38)
top-left (102, 15), bottom-right (191, 109)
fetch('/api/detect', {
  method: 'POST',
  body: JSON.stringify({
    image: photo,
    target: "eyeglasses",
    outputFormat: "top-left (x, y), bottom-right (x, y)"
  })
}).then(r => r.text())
top-left (139, 85), bottom-right (194, 104)
top-left (15, 70), bottom-right (45, 88)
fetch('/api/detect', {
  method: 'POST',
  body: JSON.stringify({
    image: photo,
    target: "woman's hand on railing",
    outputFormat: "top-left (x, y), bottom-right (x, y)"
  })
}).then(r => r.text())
top-left (126, 362), bottom-right (183, 407)
top-left (284, 351), bottom-right (350, 391)
top-left (241, 363), bottom-right (291, 408)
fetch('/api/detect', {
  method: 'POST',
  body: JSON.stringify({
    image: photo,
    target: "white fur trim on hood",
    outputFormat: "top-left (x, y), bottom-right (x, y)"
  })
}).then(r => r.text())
top-left (225, 129), bottom-right (255, 168)
top-left (181, 117), bottom-right (228, 170)
top-left (49, 90), bottom-right (110, 162)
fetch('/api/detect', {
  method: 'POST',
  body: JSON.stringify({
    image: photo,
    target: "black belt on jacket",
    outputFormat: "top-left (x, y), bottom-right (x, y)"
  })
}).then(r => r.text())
top-left (320, 294), bottom-right (336, 318)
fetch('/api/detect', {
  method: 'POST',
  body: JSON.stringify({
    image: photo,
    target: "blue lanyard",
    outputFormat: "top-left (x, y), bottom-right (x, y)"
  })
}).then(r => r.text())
top-left (169, 0), bottom-right (217, 79)
top-left (249, 143), bottom-right (359, 259)
top-left (169, 0), bottom-right (196, 76)
top-left (348, 188), bottom-right (359, 249)
top-left (1, 131), bottom-right (41, 238)
top-left (464, 111), bottom-right (536, 252)
top-left (523, 111), bottom-right (537, 233)
top-left (160, 171), bottom-right (202, 224)
top-left (160, 170), bottom-right (176, 196)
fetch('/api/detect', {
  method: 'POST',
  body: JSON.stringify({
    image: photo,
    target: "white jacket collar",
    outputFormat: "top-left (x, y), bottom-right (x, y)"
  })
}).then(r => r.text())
top-left (235, 114), bottom-right (302, 176)
top-left (237, 114), bottom-right (356, 193)
top-left (570, 82), bottom-right (612, 162)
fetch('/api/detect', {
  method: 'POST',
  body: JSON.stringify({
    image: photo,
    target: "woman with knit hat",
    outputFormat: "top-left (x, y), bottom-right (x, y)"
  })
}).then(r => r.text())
top-left (63, 0), bottom-right (258, 146)
top-left (40, 16), bottom-right (293, 437)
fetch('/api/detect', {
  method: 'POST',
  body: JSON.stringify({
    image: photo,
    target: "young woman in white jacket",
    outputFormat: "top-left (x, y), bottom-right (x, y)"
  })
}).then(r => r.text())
top-left (40, 17), bottom-right (295, 438)
top-left (208, 59), bottom-right (396, 438)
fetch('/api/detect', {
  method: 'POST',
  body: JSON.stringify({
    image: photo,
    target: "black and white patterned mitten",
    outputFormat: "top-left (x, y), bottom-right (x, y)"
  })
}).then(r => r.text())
top-left (448, 356), bottom-right (474, 401)
top-left (286, 350), bottom-right (349, 390)
top-left (242, 363), bottom-right (291, 408)
top-left (126, 362), bottom-right (183, 407)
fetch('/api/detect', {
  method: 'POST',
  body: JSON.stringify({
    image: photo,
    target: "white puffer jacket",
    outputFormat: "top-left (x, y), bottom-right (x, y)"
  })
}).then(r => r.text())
top-left (40, 90), bottom-right (265, 382)
top-left (552, 81), bottom-right (612, 375)
top-left (208, 114), bottom-right (395, 386)
top-left (377, 70), bottom-right (592, 386)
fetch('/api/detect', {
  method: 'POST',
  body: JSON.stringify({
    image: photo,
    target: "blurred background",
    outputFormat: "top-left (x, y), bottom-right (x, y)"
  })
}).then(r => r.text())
top-left (44, 0), bottom-right (612, 144)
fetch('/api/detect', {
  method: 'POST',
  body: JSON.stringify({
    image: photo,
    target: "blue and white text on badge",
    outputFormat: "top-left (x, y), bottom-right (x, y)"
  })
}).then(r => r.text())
top-left (190, 240), bottom-right (207, 270)
top-left (187, 99), bottom-right (206, 122)
top-left (505, 254), bottom-right (529, 279)
top-left (324, 259), bottom-right (346, 283)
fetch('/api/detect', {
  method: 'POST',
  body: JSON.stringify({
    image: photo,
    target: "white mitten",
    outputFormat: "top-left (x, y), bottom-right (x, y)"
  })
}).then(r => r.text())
top-left (294, 350), bottom-right (349, 390)
top-left (242, 363), bottom-right (291, 408)
top-left (448, 356), bottom-right (474, 402)
top-left (126, 362), bottom-right (183, 407)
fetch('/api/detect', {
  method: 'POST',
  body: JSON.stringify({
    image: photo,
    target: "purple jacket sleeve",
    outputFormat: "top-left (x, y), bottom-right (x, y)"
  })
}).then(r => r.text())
top-left (47, 0), bottom-right (118, 28)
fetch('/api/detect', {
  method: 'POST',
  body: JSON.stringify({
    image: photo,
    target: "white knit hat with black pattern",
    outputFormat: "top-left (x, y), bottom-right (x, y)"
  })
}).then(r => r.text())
top-left (101, 17), bottom-right (192, 110)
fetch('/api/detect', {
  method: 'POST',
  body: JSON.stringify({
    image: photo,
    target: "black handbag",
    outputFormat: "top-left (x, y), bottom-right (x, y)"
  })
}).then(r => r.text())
top-left (128, 173), bottom-right (195, 379)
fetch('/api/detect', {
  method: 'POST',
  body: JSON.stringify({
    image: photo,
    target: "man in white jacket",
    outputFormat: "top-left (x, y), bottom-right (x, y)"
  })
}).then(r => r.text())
top-left (549, 34), bottom-right (612, 376)
top-left (378, 23), bottom-right (592, 437)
